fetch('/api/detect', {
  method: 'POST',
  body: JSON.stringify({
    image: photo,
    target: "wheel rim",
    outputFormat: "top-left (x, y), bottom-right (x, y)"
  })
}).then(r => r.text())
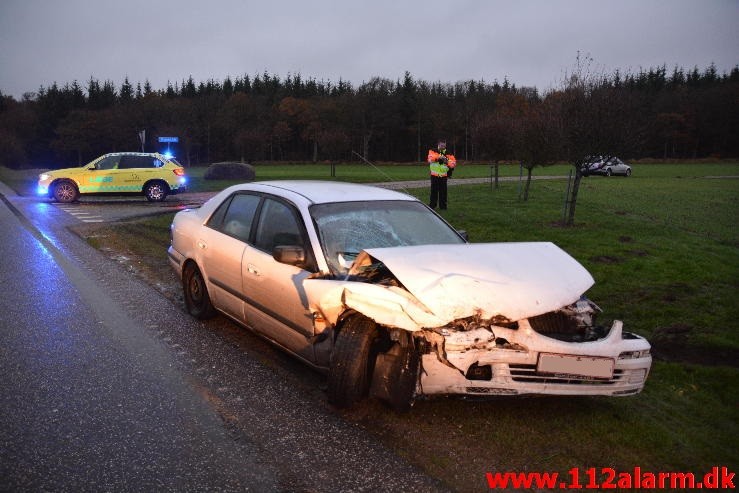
top-left (147, 184), bottom-right (165, 200)
top-left (188, 270), bottom-right (204, 306)
top-left (56, 183), bottom-right (76, 202)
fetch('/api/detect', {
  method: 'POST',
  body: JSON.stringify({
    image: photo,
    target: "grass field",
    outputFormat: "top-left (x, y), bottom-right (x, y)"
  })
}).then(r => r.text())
top-left (2, 161), bottom-right (738, 491)
top-left (177, 161), bottom-right (574, 192)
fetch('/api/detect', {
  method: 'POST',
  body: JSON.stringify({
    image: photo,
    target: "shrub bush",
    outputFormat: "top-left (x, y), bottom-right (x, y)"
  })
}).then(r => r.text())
top-left (203, 162), bottom-right (256, 181)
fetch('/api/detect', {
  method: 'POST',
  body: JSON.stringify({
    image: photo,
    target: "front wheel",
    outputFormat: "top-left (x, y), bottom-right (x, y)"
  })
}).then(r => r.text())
top-left (625, 169), bottom-right (632, 177)
top-left (328, 316), bottom-right (377, 408)
top-left (606, 168), bottom-right (613, 177)
top-left (53, 180), bottom-right (79, 203)
top-left (144, 181), bottom-right (169, 202)
top-left (375, 332), bottom-right (420, 412)
top-left (183, 263), bottom-right (215, 319)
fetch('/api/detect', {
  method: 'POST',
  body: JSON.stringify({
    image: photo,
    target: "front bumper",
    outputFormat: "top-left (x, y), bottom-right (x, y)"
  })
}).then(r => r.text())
top-left (37, 180), bottom-right (52, 197)
top-left (420, 355), bottom-right (651, 397)
top-left (418, 320), bottom-right (652, 397)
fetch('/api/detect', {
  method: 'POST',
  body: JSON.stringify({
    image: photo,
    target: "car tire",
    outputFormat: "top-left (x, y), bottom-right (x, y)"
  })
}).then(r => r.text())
top-left (144, 181), bottom-right (169, 202)
top-left (606, 168), bottom-right (613, 177)
top-left (52, 180), bottom-right (79, 203)
top-left (183, 262), bottom-right (216, 319)
top-left (328, 315), bottom-right (377, 408)
top-left (626, 169), bottom-right (632, 177)
top-left (383, 333), bottom-right (420, 412)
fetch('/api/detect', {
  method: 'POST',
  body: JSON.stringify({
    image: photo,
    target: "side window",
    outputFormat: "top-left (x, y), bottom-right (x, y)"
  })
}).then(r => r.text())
top-left (210, 193), bottom-right (261, 242)
top-left (95, 156), bottom-right (120, 170)
top-left (118, 156), bottom-right (137, 169)
top-left (119, 155), bottom-right (161, 169)
top-left (254, 198), bottom-right (304, 253)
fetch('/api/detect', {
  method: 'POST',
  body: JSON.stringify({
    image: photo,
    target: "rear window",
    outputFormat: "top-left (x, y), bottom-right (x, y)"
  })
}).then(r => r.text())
top-left (207, 192), bottom-right (261, 242)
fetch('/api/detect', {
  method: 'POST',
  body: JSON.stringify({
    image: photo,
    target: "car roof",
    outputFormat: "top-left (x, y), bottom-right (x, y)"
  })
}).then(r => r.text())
top-left (223, 180), bottom-right (418, 206)
top-left (99, 152), bottom-right (166, 158)
top-left (87, 151), bottom-right (171, 162)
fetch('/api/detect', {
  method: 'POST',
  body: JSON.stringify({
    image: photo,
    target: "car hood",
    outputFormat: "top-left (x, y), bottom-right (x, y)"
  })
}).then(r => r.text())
top-left (45, 166), bottom-right (87, 176)
top-left (307, 242), bottom-right (594, 330)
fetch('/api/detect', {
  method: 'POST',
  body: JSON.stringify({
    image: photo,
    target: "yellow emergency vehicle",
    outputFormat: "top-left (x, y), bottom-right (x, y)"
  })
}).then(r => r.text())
top-left (38, 152), bottom-right (187, 203)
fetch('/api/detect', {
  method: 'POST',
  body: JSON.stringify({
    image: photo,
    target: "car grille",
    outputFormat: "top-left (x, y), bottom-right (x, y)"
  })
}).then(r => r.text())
top-left (507, 364), bottom-right (623, 385)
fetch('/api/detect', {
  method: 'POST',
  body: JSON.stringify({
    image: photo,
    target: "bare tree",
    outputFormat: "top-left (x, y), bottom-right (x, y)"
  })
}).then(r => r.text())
top-left (510, 97), bottom-right (564, 201)
top-left (558, 53), bottom-right (626, 225)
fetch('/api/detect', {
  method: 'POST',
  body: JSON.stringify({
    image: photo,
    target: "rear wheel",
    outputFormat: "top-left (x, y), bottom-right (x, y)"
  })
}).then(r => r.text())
top-left (183, 263), bottom-right (215, 319)
top-left (52, 180), bottom-right (79, 203)
top-left (144, 181), bottom-right (169, 202)
top-left (328, 316), bottom-right (377, 408)
top-left (606, 168), bottom-right (613, 177)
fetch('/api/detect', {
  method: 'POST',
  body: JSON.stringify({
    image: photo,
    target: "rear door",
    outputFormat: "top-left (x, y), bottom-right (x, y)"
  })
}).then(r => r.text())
top-left (117, 155), bottom-right (164, 192)
top-left (198, 192), bottom-right (261, 321)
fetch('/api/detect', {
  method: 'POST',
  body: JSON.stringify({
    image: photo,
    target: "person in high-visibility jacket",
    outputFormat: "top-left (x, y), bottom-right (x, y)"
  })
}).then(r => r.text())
top-left (428, 140), bottom-right (456, 210)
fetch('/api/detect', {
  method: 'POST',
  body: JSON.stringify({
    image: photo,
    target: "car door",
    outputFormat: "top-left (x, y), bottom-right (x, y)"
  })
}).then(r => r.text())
top-left (80, 155), bottom-right (120, 193)
top-left (198, 192), bottom-right (261, 321)
top-left (241, 196), bottom-right (317, 363)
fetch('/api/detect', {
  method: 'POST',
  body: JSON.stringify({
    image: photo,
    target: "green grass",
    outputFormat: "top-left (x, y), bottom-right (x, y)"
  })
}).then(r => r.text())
top-left (420, 172), bottom-right (739, 350)
top-left (354, 167), bottom-right (739, 490)
top-left (144, 160), bottom-right (739, 195)
top-left (181, 161), bottom-right (557, 192)
top-left (3, 161), bottom-right (739, 491)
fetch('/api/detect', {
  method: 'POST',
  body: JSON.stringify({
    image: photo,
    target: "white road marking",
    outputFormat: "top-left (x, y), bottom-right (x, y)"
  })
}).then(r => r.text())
top-left (55, 205), bottom-right (105, 223)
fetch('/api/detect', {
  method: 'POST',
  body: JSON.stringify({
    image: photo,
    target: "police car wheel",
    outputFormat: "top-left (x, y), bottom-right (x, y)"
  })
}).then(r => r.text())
top-left (144, 181), bottom-right (168, 202)
top-left (53, 180), bottom-right (79, 203)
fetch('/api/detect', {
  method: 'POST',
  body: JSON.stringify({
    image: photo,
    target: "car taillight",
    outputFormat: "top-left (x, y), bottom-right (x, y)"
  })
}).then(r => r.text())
top-left (173, 168), bottom-right (186, 176)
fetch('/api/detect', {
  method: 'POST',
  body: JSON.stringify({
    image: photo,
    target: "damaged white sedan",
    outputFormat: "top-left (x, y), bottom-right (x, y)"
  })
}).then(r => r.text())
top-left (168, 181), bottom-right (651, 410)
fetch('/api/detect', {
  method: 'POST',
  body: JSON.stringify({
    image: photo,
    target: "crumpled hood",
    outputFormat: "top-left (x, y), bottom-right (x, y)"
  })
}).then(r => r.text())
top-left (357, 242), bottom-right (594, 323)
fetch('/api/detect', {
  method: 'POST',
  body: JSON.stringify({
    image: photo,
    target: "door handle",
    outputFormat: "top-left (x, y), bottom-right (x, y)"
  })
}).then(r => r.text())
top-left (247, 263), bottom-right (260, 276)
top-left (197, 240), bottom-right (206, 249)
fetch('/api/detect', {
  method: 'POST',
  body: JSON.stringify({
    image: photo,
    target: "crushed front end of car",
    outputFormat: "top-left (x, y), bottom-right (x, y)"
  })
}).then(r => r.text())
top-left (305, 242), bottom-right (651, 403)
top-left (416, 304), bottom-right (651, 398)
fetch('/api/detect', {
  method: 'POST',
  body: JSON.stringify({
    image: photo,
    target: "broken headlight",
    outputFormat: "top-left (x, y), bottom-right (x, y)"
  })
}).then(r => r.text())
top-left (618, 349), bottom-right (651, 360)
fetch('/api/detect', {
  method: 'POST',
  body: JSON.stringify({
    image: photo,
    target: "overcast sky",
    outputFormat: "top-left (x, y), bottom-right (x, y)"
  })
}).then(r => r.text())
top-left (1, 0), bottom-right (737, 99)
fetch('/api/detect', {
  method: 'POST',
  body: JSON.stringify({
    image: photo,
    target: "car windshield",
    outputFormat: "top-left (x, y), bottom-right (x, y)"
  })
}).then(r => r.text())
top-left (310, 200), bottom-right (465, 274)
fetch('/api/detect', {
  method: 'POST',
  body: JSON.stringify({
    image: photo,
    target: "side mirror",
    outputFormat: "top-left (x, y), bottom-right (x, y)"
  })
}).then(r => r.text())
top-left (273, 245), bottom-right (305, 266)
top-left (457, 229), bottom-right (469, 242)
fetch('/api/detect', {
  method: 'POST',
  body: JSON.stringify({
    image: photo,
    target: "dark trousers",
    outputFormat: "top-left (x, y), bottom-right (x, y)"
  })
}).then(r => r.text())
top-left (429, 175), bottom-right (448, 209)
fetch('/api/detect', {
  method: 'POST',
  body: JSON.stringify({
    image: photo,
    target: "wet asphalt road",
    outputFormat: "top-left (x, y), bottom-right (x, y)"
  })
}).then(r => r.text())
top-left (0, 183), bottom-right (449, 492)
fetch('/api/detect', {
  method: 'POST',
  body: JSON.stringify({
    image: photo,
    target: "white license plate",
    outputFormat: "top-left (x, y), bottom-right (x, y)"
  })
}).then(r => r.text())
top-left (537, 354), bottom-right (614, 379)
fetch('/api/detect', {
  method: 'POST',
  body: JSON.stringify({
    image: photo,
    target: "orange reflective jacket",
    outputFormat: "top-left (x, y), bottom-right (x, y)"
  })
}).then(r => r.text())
top-left (428, 150), bottom-right (457, 177)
